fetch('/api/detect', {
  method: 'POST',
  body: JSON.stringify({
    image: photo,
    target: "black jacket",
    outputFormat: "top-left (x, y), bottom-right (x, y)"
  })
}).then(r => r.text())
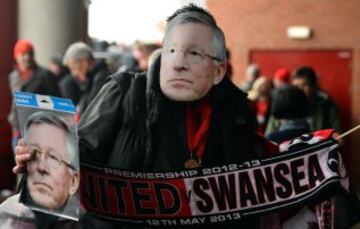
top-left (78, 55), bottom-right (263, 228)
top-left (59, 59), bottom-right (111, 114)
top-left (8, 65), bottom-right (61, 132)
top-left (8, 64), bottom-right (61, 97)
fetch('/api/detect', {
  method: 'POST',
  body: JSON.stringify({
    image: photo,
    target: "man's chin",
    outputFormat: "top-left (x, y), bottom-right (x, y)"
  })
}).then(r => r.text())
top-left (163, 90), bottom-right (201, 102)
top-left (31, 194), bottom-right (56, 209)
top-left (165, 94), bottom-right (198, 102)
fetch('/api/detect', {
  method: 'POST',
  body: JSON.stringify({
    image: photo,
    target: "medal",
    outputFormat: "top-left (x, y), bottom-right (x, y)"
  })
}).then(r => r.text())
top-left (185, 100), bottom-right (212, 169)
top-left (184, 158), bottom-right (201, 169)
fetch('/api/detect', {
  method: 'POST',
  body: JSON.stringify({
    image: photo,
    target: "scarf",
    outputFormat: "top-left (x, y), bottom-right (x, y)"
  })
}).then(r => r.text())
top-left (185, 97), bottom-right (212, 165)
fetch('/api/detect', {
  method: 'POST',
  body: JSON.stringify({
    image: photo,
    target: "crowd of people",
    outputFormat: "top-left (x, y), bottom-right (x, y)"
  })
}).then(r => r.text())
top-left (243, 64), bottom-right (341, 137)
top-left (0, 3), bottom-right (359, 229)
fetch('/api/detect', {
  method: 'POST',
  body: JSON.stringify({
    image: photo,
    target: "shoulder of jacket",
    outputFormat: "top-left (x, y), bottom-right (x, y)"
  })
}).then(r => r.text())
top-left (59, 74), bottom-right (75, 85)
top-left (110, 71), bottom-right (134, 82)
top-left (215, 77), bottom-right (248, 101)
top-left (317, 91), bottom-right (330, 100)
top-left (316, 91), bottom-right (337, 108)
top-left (34, 65), bottom-right (52, 76)
top-left (227, 80), bottom-right (252, 110)
top-left (93, 64), bottom-right (112, 79)
top-left (111, 71), bottom-right (146, 86)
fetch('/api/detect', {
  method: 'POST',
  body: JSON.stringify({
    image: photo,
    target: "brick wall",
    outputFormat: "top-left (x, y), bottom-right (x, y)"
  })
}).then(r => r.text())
top-left (207, 0), bottom-right (360, 187)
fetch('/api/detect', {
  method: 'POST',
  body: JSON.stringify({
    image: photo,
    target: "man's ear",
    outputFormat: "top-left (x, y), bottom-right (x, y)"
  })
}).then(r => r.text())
top-left (213, 62), bottom-right (227, 85)
top-left (68, 172), bottom-right (80, 195)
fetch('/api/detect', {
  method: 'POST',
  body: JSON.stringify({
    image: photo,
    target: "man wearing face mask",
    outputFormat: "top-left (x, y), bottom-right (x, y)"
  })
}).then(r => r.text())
top-left (14, 5), bottom-right (342, 229)
top-left (8, 40), bottom-right (61, 152)
top-left (75, 5), bottom-right (264, 228)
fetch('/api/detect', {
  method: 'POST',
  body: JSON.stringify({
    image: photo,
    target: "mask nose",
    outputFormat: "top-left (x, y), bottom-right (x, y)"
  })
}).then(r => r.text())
top-left (173, 51), bottom-right (189, 71)
top-left (36, 156), bottom-right (50, 175)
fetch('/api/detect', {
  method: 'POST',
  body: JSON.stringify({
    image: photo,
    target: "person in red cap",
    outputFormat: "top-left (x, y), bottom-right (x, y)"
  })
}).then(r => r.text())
top-left (8, 39), bottom-right (61, 152)
top-left (273, 68), bottom-right (290, 88)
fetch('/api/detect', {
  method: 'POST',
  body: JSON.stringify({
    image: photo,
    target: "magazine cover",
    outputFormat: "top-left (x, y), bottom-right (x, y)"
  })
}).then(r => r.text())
top-left (15, 91), bottom-right (80, 221)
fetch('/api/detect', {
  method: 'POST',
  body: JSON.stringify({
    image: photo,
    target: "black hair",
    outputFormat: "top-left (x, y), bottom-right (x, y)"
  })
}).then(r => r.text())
top-left (292, 66), bottom-right (318, 87)
top-left (167, 4), bottom-right (217, 25)
top-left (271, 85), bottom-right (309, 119)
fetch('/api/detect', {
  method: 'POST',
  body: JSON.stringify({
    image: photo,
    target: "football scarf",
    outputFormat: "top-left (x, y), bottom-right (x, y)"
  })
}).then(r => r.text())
top-left (80, 132), bottom-right (348, 226)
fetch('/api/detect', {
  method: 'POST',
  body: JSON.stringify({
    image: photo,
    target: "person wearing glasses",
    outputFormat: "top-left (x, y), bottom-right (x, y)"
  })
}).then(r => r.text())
top-left (75, 4), bottom-right (263, 228)
top-left (0, 111), bottom-right (81, 228)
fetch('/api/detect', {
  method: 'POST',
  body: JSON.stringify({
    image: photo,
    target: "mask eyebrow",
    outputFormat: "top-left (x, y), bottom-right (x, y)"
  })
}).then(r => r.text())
top-left (186, 44), bottom-right (203, 50)
top-left (27, 143), bottom-right (40, 149)
top-left (28, 142), bottom-right (65, 161)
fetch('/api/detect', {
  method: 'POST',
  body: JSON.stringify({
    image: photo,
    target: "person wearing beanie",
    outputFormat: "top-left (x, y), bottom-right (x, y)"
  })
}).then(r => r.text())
top-left (13, 40), bottom-right (34, 71)
top-left (273, 68), bottom-right (290, 88)
top-left (266, 86), bottom-right (310, 143)
top-left (8, 39), bottom-right (61, 151)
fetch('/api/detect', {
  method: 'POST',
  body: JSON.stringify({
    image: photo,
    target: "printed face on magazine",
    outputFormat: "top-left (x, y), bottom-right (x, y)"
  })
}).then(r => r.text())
top-left (26, 123), bottom-right (79, 210)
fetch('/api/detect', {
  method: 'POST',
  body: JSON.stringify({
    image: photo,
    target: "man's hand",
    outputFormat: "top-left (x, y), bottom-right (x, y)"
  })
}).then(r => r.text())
top-left (12, 139), bottom-right (33, 173)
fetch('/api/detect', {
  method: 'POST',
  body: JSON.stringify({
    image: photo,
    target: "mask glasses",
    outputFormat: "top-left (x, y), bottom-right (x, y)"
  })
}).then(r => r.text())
top-left (162, 45), bottom-right (222, 64)
top-left (30, 148), bottom-right (75, 170)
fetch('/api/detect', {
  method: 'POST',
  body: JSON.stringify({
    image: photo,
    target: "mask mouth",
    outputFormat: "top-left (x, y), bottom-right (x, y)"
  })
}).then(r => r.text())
top-left (169, 78), bottom-right (193, 84)
top-left (33, 181), bottom-right (53, 191)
